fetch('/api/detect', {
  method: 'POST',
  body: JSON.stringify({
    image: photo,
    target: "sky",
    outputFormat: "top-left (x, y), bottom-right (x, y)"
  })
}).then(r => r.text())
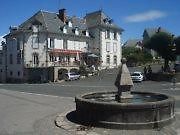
top-left (0, 0), bottom-right (179, 43)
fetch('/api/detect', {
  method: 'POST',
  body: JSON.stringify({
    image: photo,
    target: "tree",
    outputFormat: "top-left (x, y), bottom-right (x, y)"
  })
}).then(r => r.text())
top-left (174, 36), bottom-right (180, 55)
top-left (122, 47), bottom-right (152, 66)
top-left (144, 32), bottom-right (176, 70)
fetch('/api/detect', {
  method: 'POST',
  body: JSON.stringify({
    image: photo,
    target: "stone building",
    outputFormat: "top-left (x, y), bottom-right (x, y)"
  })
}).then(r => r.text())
top-left (0, 9), bottom-right (123, 82)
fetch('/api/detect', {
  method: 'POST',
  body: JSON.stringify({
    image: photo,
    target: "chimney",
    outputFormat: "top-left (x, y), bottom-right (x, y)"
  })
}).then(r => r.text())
top-left (58, 9), bottom-right (66, 23)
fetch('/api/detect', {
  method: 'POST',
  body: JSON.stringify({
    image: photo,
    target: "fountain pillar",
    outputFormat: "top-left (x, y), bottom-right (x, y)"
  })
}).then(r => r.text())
top-left (115, 58), bottom-right (133, 102)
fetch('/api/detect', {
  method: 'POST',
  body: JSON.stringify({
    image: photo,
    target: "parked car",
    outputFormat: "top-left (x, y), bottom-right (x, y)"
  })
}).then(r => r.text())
top-left (131, 71), bottom-right (144, 82)
top-left (64, 72), bottom-right (80, 81)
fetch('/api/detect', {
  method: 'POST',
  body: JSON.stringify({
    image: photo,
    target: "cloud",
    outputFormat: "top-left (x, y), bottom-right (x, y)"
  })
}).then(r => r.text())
top-left (124, 10), bottom-right (167, 23)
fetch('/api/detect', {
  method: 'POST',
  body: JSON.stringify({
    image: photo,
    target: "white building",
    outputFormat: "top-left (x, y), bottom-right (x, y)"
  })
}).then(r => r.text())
top-left (85, 11), bottom-right (123, 69)
top-left (0, 9), bottom-right (123, 83)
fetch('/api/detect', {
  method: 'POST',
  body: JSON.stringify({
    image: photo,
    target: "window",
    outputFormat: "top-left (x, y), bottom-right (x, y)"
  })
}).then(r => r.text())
top-left (105, 30), bottom-right (110, 39)
top-left (113, 43), bottom-right (117, 53)
top-left (86, 31), bottom-right (89, 36)
top-left (54, 56), bottom-right (57, 61)
top-left (17, 53), bottom-right (21, 64)
top-left (17, 38), bottom-right (20, 50)
top-left (63, 40), bottom-right (67, 49)
top-left (10, 54), bottom-right (13, 64)
top-left (50, 38), bottom-right (54, 48)
top-left (17, 71), bottom-right (20, 76)
top-left (113, 55), bottom-right (117, 65)
top-left (58, 56), bottom-right (62, 62)
top-left (106, 42), bottom-right (110, 52)
top-left (49, 54), bottom-right (54, 62)
top-left (75, 28), bottom-right (79, 35)
top-left (68, 21), bottom-right (72, 27)
top-left (33, 53), bottom-right (39, 66)
top-left (10, 71), bottom-right (13, 76)
top-left (63, 27), bottom-right (67, 34)
top-left (106, 55), bottom-right (110, 64)
top-left (0, 57), bottom-right (2, 65)
top-left (32, 25), bottom-right (38, 33)
top-left (32, 36), bottom-right (39, 49)
top-left (113, 32), bottom-right (117, 40)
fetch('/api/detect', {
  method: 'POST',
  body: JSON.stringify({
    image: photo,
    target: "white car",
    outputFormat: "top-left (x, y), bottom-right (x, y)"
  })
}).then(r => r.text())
top-left (64, 72), bottom-right (80, 81)
top-left (131, 72), bottom-right (144, 82)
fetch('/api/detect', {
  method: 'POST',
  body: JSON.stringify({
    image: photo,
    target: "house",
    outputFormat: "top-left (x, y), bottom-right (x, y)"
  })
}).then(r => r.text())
top-left (85, 10), bottom-right (123, 69)
top-left (1, 9), bottom-right (123, 83)
top-left (143, 27), bottom-right (170, 58)
top-left (123, 39), bottom-right (142, 49)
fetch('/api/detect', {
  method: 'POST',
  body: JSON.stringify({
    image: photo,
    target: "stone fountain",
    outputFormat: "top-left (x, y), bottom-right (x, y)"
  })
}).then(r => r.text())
top-left (75, 58), bottom-right (175, 129)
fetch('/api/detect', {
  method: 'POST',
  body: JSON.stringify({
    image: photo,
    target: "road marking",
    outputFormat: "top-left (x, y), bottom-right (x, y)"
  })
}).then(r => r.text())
top-left (162, 82), bottom-right (180, 86)
top-left (163, 88), bottom-right (180, 91)
top-left (60, 84), bottom-right (114, 88)
top-left (18, 91), bottom-right (73, 99)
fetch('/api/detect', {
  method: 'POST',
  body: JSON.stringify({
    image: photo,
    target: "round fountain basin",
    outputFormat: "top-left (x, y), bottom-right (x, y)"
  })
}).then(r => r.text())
top-left (75, 91), bottom-right (175, 129)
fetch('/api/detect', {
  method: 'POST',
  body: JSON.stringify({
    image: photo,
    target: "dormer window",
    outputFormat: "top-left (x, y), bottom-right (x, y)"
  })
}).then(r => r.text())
top-left (103, 18), bottom-right (109, 24)
top-left (108, 19), bottom-right (113, 25)
top-left (74, 27), bottom-right (79, 35)
top-left (68, 21), bottom-right (72, 27)
top-left (82, 30), bottom-right (89, 36)
top-left (63, 26), bottom-right (67, 34)
top-left (85, 30), bottom-right (89, 36)
top-left (32, 25), bottom-right (38, 33)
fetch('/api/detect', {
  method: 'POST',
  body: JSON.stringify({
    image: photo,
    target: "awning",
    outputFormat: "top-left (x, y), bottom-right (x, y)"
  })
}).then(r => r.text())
top-left (49, 49), bottom-right (82, 55)
top-left (88, 54), bottom-right (99, 58)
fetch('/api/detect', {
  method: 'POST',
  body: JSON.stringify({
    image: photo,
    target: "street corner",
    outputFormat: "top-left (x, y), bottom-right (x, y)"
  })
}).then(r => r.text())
top-left (54, 110), bottom-right (98, 135)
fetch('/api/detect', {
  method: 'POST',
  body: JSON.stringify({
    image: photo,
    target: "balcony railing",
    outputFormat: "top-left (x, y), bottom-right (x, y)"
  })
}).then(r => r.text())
top-left (24, 61), bottom-right (80, 68)
top-left (51, 61), bottom-right (80, 67)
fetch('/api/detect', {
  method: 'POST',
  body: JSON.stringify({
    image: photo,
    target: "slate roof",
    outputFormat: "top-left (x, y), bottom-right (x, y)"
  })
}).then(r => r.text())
top-left (85, 10), bottom-right (124, 32)
top-left (18, 10), bottom-right (88, 35)
top-left (123, 39), bottom-right (142, 48)
top-left (8, 9), bottom-right (123, 36)
top-left (143, 27), bottom-right (170, 38)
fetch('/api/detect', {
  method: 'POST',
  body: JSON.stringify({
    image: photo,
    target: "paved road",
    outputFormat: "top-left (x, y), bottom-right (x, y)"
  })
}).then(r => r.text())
top-left (0, 66), bottom-right (180, 134)
top-left (0, 67), bottom-right (180, 105)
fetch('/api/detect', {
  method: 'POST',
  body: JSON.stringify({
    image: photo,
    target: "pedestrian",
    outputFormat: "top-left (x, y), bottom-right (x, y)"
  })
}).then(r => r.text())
top-left (147, 65), bottom-right (152, 74)
top-left (147, 65), bottom-right (152, 80)
top-left (144, 66), bottom-right (147, 74)
top-left (161, 65), bottom-right (164, 73)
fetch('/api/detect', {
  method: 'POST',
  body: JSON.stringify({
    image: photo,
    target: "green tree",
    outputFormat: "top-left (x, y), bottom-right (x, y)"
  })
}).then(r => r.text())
top-left (174, 36), bottom-right (180, 55)
top-left (144, 32), bottom-right (176, 70)
top-left (122, 47), bottom-right (152, 66)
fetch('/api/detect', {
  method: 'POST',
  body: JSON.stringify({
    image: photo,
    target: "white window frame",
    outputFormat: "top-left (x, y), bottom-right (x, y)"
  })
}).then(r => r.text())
top-left (113, 55), bottom-right (117, 65)
top-left (106, 55), bottom-right (110, 64)
top-left (49, 38), bottom-right (54, 49)
top-left (75, 28), bottom-right (79, 35)
top-left (32, 36), bottom-right (39, 49)
top-left (105, 30), bottom-right (110, 39)
top-left (63, 27), bottom-right (67, 34)
top-left (113, 43), bottom-right (117, 53)
top-left (113, 32), bottom-right (117, 40)
top-left (106, 42), bottom-right (110, 52)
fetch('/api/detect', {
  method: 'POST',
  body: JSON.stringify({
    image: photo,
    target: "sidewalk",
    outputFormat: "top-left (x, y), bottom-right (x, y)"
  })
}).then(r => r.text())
top-left (0, 88), bottom-right (180, 135)
top-left (0, 89), bottom-right (74, 135)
